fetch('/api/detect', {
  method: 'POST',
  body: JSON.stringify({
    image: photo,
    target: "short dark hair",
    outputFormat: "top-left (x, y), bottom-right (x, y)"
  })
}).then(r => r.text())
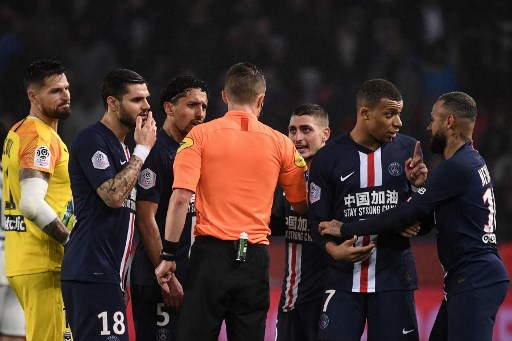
top-left (438, 92), bottom-right (477, 122)
top-left (291, 103), bottom-right (329, 128)
top-left (24, 59), bottom-right (67, 90)
top-left (101, 68), bottom-right (147, 108)
top-left (356, 79), bottom-right (402, 109)
top-left (159, 75), bottom-right (209, 113)
top-left (224, 62), bottom-right (266, 104)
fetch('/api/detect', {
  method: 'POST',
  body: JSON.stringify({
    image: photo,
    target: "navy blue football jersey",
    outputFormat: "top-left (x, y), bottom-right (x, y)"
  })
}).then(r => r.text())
top-left (308, 133), bottom-right (419, 292)
top-left (130, 129), bottom-right (195, 286)
top-left (409, 141), bottom-right (509, 297)
top-left (62, 122), bottom-right (136, 290)
top-left (271, 186), bottom-right (327, 312)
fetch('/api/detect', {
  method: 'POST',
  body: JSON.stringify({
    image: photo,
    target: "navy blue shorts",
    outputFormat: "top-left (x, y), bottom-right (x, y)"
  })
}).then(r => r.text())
top-left (429, 281), bottom-right (509, 341)
top-left (317, 289), bottom-right (419, 341)
top-left (61, 281), bottom-right (128, 341)
top-left (276, 298), bottom-right (323, 341)
top-left (131, 281), bottom-right (178, 341)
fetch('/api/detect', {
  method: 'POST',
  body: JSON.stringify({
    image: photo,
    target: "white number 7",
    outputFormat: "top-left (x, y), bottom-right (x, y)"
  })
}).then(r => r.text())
top-left (322, 289), bottom-right (336, 312)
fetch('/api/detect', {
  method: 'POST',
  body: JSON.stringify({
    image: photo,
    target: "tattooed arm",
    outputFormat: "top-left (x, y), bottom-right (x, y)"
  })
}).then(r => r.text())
top-left (19, 168), bottom-right (69, 244)
top-left (96, 156), bottom-right (144, 208)
top-left (96, 111), bottom-right (157, 208)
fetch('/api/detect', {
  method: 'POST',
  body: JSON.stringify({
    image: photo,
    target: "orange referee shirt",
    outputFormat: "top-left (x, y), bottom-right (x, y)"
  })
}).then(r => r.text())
top-left (173, 111), bottom-right (307, 245)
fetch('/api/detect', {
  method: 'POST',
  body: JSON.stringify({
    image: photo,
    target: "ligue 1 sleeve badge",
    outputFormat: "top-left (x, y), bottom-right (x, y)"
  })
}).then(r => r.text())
top-left (34, 146), bottom-right (51, 168)
top-left (138, 168), bottom-right (157, 190)
top-left (309, 182), bottom-right (321, 204)
top-left (92, 150), bottom-right (110, 170)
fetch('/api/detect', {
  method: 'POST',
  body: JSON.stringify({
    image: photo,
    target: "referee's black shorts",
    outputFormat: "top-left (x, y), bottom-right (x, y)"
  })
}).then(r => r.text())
top-left (176, 235), bottom-right (270, 341)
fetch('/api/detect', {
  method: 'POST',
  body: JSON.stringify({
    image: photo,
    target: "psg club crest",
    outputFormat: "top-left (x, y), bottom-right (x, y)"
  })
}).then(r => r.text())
top-left (319, 313), bottom-right (329, 330)
top-left (105, 336), bottom-right (120, 341)
top-left (388, 162), bottom-right (402, 176)
top-left (156, 328), bottom-right (171, 341)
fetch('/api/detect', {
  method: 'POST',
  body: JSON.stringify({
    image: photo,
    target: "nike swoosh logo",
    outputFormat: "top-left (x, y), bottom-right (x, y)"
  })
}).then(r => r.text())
top-left (402, 328), bottom-right (415, 335)
top-left (120, 160), bottom-right (127, 165)
top-left (340, 171), bottom-right (354, 181)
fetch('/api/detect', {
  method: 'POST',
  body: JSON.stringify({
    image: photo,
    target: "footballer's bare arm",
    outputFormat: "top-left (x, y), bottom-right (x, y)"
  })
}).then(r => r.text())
top-left (19, 167), bottom-right (49, 181)
top-left (96, 156), bottom-right (144, 208)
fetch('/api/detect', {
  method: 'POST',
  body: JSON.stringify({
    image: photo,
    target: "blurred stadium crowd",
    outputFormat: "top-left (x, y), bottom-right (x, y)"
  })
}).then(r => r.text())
top-left (1, 0), bottom-right (511, 239)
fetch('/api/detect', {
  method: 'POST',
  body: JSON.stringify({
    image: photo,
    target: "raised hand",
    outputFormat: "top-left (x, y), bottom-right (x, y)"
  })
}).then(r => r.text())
top-left (134, 111), bottom-right (157, 149)
top-left (405, 141), bottom-right (428, 188)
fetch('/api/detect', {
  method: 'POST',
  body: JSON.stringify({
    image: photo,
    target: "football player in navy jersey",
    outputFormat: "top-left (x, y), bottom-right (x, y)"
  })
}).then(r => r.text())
top-left (61, 68), bottom-right (157, 341)
top-left (270, 103), bottom-right (371, 341)
top-left (130, 75), bottom-right (208, 341)
top-left (271, 104), bottom-right (375, 341)
top-left (320, 91), bottom-right (509, 341)
top-left (308, 79), bottom-right (428, 341)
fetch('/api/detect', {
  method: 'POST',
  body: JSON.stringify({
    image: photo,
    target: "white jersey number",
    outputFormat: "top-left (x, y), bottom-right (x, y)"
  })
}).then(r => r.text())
top-left (97, 311), bottom-right (126, 336)
top-left (482, 187), bottom-right (496, 233)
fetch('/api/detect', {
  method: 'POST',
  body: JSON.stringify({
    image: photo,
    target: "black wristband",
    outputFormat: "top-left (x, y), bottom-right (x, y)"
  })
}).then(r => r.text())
top-left (162, 239), bottom-right (179, 254)
top-left (159, 250), bottom-right (177, 261)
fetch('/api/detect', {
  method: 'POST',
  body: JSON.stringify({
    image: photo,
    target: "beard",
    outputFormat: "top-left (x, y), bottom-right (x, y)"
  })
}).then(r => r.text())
top-left (44, 102), bottom-right (71, 120)
top-left (429, 131), bottom-right (446, 154)
top-left (55, 107), bottom-right (71, 119)
top-left (56, 109), bottom-right (71, 120)
top-left (118, 105), bottom-right (136, 128)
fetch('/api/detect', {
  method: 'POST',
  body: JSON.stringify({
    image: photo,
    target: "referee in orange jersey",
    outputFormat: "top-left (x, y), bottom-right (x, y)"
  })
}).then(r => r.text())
top-left (156, 62), bottom-right (308, 341)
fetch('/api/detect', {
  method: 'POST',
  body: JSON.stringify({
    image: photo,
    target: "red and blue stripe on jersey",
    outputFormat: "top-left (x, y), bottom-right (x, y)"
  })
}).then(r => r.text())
top-left (308, 133), bottom-right (419, 293)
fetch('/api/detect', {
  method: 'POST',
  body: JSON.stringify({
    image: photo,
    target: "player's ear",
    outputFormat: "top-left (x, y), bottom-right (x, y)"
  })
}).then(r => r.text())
top-left (446, 114), bottom-right (456, 129)
top-left (359, 107), bottom-right (370, 120)
top-left (107, 96), bottom-right (118, 111)
top-left (322, 127), bottom-right (331, 142)
top-left (221, 90), bottom-right (228, 105)
top-left (163, 101), bottom-right (174, 117)
top-left (256, 94), bottom-right (265, 109)
top-left (27, 89), bottom-right (37, 103)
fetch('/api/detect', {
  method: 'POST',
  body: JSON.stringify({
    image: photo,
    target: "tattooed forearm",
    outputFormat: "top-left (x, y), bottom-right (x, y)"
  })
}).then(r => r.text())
top-left (96, 156), bottom-right (144, 208)
top-left (42, 218), bottom-right (70, 244)
top-left (20, 168), bottom-right (50, 182)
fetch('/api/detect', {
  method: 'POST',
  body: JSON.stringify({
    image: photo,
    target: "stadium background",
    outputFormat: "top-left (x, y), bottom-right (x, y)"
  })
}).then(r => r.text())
top-left (0, 1), bottom-right (510, 340)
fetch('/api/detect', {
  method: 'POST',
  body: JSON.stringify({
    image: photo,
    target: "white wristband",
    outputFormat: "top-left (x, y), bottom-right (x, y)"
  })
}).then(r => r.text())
top-left (132, 144), bottom-right (151, 163)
